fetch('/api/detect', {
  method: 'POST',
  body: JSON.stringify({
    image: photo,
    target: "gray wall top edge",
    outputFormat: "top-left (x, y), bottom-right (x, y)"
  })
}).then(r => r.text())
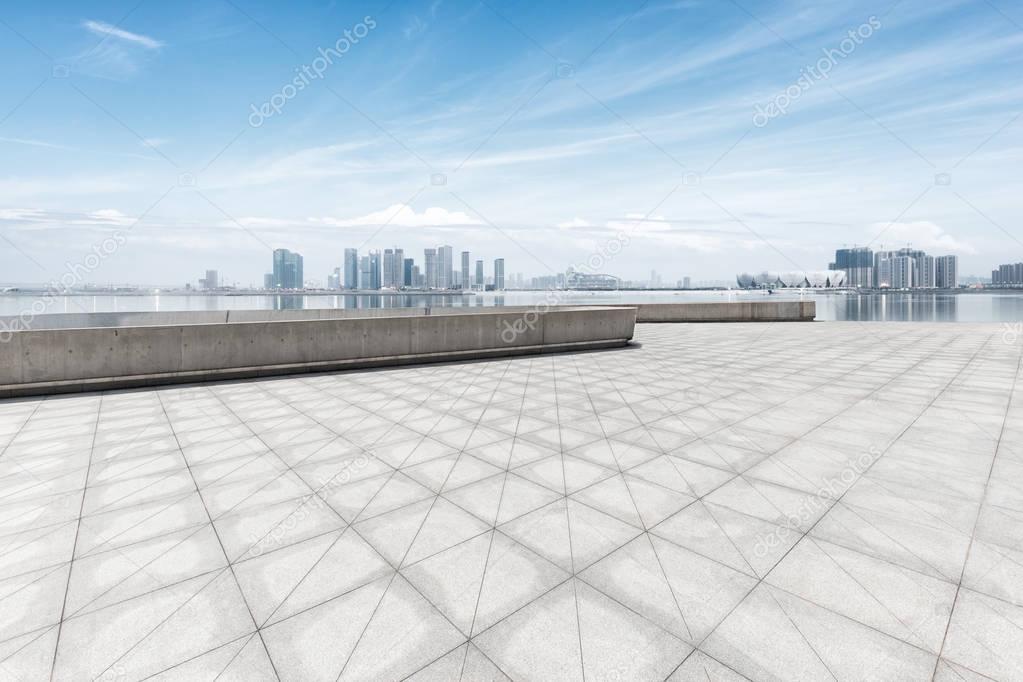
top-left (1, 305), bottom-right (640, 336)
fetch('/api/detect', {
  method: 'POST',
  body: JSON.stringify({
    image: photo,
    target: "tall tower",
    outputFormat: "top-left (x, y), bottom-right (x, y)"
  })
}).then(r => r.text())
top-left (494, 258), bottom-right (505, 290)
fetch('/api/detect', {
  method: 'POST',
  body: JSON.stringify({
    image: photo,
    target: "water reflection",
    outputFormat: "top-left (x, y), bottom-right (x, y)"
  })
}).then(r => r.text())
top-left (4, 290), bottom-right (1023, 322)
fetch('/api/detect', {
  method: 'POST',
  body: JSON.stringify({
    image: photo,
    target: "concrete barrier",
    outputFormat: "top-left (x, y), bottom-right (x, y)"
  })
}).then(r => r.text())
top-left (0, 307), bottom-right (636, 397)
top-left (0, 300), bottom-right (815, 331)
top-left (632, 301), bottom-right (815, 322)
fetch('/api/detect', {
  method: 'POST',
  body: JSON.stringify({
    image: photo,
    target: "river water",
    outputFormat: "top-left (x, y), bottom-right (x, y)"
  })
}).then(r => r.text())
top-left (1, 290), bottom-right (1021, 323)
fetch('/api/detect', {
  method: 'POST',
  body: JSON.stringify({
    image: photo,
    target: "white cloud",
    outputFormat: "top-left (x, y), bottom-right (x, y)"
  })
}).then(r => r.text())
top-left (310, 204), bottom-right (483, 228)
top-left (83, 20), bottom-right (164, 49)
top-left (868, 221), bottom-right (976, 255)
top-left (556, 217), bottom-right (593, 229)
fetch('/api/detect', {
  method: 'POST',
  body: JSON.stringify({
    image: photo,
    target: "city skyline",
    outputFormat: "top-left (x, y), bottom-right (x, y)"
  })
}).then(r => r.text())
top-left (1, 1), bottom-right (1020, 287)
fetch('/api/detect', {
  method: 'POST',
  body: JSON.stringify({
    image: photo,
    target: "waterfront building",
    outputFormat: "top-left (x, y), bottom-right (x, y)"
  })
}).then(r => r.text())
top-left (438, 245), bottom-right (453, 289)
top-left (935, 255), bottom-right (959, 289)
top-left (424, 248), bottom-right (438, 289)
top-left (494, 258), bottom-right (505, 290)
top-left (272, 249), bottom-right (304, 289)
top-left (403, 258), bottom-right (414, 287)
top-left (832, 247), bottom-right (873, 288)
top-left (343, 248), bottom-right (359, 289)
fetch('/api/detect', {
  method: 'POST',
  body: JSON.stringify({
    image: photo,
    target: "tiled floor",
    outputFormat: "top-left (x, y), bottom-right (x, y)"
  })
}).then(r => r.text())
top-left (1, 322), bottom-right (1022, 681)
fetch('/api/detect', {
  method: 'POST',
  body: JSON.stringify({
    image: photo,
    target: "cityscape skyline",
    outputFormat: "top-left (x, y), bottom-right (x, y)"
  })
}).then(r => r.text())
top-left (1, 1), bottom-right (1019, 286)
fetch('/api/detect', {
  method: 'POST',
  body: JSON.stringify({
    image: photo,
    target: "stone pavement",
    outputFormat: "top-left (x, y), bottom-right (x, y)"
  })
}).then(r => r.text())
top-left (0, 322), bottom-right (1021, 680)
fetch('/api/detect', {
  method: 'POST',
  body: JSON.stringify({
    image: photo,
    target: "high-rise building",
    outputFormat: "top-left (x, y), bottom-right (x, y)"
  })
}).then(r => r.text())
top-left (403, 258), bottom-right (414, 287)
top-left (343, 248), bottom-right (359, 289)
top-left (358, 256), bottom-right (371, 289)
top-left (272, 249), bottom-right (304, 289)
top-left (461, 251), bottom-right (470, 290)
top-left (327, 267), bottom-right (341, 289)
top-left (424, 248), bottom-right (438, 288)
top-left (494, 258), bottom-right (505, 290)
top-left (935, 255), bottom-right (958, 289)
top-left (683, 276), bottom-right (691, 289)
top-left (368, 251), bottom-right (382, 290)
top-left (891, 255), bottom-right (914, 289)
top-left (202, 269), bottom-right (219, 290)
top-left (382, 248), bottom-right (404, 288)
top-left (832, 247), bottom-right (873, 288)
top-left (991, 261), bottom-right (1022, 286)
top-left (438, 245), bottom-right (453, 289)
top-left (475, 260), bottom-right (484, 290)
top-left (916, 255), bottom-right (935, 288)
top-left (263, 273), bottom-right (273, 290)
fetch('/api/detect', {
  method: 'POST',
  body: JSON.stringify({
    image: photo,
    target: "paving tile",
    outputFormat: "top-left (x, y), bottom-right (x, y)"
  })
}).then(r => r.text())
top-left (1, 322), bottom-right (1018, 678)
top-left (941, 588), bottom-right (1023, 681)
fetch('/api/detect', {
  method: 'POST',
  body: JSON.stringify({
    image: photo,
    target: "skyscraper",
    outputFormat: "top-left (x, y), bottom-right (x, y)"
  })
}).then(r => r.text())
top-left (424, 248), bottom-right (438, 289)
top-left (832, 247), bottom-right (873, 288)
top-left (403, 258), bottom-right (414, 287)
top-left (891, 255), bottom-right (914, 289)
top-left (916, 255), bottom-right (935, 288)
top-left (327, 267), bottom-right (340, 289)
top-left (202, 269), bottom-right (219, 290)
top-left (382, 248), bottom-right (404, 288)
top-left (475, 260), bottom-right (484, 290)
top-left (461, 251), bottom-right (470, 290)
top-left (494, 258), bottom-right (505, 290)
top-left (438, 245), bottom-right (453, 289)
top-left (272, 249), bottom-right (304, 289)
top-left (936, 255), bottom-right (959, 289)
top-left (368, 251), bottom-right (382, 290)
top-left (359, 256), bottom-right (371, 290)
top-left (343, 248), bottom-right (359, 289)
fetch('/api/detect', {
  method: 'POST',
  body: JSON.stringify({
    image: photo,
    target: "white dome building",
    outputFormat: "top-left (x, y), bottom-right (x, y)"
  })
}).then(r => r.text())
top-left (736, 270), bottom-right (846, 289)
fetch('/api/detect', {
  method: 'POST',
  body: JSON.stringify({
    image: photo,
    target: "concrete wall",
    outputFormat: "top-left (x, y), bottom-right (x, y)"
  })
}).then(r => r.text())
top-left (632, 301), bottom-right (815, 322)
top-left (0, 300), bottom-right (814, 331)
top-left (0, 307), bottom-right (635, 397)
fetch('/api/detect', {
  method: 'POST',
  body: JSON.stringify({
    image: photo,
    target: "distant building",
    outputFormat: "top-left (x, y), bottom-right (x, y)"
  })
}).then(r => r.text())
top-left (891, 256), bottom-right (914, 289)
top-left (916, 255), bottom-right (935, 288)
top-left (202, 269), bottom-right (219, 290)
top-left (438, 245), bottom-right (453, 289)
top-left (935, 255), bottom-right (958, 289)
top-left (475, 260), bottom-right (484, 290)
top-left (494, 258), bottom-right (505, 290)
top-left (683, 276), bottom-right (691, 289)
top-left (736, 270), bottom-right (846, 288)
top-left (403, 258), bottom-right (415, 287)
top-left (272, 249), bottom-right (304, 289)
top-left (343, 248), bottom-right (359, 289)
top-left (992, 261), bottom-right (1022, 286)
top-left (567, 270), bottom-right (620, 290)
top-left (327, 267), bottom-right (341, 290)
top-left (368, 251), bottom-right (381, 290)
top-left (263, 273), bottom-right (273, 290)
top-left (424, 248), bottom-right (438, 288)
top-left (832, 247), bottom-right (873, 288)
top-left (461, 251), bottom-right (470, 290)
top-left (382, 248), bottom-right (403, 288)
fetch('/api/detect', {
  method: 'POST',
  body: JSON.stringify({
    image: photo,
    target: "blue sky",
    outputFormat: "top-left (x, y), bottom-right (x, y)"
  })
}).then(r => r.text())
top-left (0, 0), bottom-right (1021, 286)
